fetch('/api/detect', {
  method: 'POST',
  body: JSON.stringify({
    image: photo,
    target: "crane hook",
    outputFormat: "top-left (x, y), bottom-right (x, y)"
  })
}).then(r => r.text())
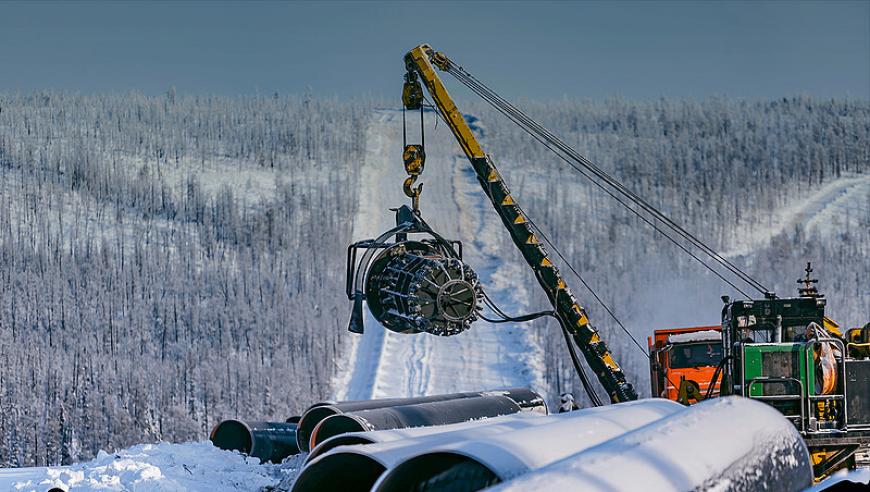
top-left (403, 144), bottom-right (425, 211)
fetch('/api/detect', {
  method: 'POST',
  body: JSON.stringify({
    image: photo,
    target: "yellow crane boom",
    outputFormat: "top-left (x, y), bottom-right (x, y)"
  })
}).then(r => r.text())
top-left (403, 44), bottom-right (637, 403)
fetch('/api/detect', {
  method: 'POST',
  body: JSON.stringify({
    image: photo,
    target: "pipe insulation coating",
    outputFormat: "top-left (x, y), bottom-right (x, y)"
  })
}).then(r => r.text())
top-left (209, 420), bottom-right (299, 463)
top-left (306, 412), bottom-right (545, 463)
top-left (293, 413), bottom-right (546, 492)
top-left (486, 397), bottom-right (814, 492)
top-left (373, 399), bottom-right (685, 492)
top-left (310, 395), bottom-right (531, 450)
top-left (296, 388), bottom-right (544, 452)
top-left (292, 399), bottom-right (682, 492)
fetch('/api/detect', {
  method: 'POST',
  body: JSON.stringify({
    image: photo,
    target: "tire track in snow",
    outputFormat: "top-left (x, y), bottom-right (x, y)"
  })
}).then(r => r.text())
top-left (723, 173), bottom-right (870, 258)
top-left (331, 110), bottom-right (399, 401)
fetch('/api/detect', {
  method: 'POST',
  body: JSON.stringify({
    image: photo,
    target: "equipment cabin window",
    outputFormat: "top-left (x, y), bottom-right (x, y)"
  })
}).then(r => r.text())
top-left (669, 342), bottom-right (723, 369)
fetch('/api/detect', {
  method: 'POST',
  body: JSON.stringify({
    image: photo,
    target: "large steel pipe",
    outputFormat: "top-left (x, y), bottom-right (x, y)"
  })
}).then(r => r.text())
top-left (306, 412), bottom-right (544, 463)
top-left (486, 397), bottom-right (813, 492)
top-left (374, 399), bottom-right (684, 492)
top-left (209, 419), bottom-right (299, 463)
top-left (293, 413), bottom-right (549, 492)
top-left (310, 394), bottom-right (541, 450)
top-left (294, 400), bottom-right (680, 492)
top-left (296, 388), bottom-right (543, 452)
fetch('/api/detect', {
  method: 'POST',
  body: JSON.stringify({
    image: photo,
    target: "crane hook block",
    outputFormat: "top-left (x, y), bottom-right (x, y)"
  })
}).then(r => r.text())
top-left (403, 78), bottom-right (424, 110)
top-left (403, 144), bottom-right (425, 175)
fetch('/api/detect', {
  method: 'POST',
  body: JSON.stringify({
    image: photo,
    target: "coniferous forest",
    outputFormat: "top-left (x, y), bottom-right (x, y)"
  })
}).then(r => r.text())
top-left (0, 92), bottom-right (867, 466)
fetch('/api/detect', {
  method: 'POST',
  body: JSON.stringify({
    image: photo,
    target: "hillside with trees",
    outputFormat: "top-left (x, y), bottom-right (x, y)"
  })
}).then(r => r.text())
top-left (0, 92), bottom-right (866, 466)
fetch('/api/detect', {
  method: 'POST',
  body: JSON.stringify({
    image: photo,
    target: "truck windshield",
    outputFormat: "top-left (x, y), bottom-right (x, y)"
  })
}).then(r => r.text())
top-left (669, 342), bottom-right (723, 369)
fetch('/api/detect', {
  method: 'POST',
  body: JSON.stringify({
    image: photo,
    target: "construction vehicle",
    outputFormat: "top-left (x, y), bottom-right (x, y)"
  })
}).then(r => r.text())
top-left (345, 44), bottom-right (869, 480)
top-left (648, 325), bottom-right (722, 404)
top-left (649, 266), bottom-right (870, 476)
top-left (715, 264), bottom-right (870, 478)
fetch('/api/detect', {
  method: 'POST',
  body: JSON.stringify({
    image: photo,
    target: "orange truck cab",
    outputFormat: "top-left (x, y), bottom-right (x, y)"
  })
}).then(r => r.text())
top-left (648, 325), bottom-right (723, 403)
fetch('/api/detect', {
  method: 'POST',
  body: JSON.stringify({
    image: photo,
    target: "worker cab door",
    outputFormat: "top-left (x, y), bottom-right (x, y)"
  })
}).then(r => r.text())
top-left (649, 326), bottom-right (723, 403)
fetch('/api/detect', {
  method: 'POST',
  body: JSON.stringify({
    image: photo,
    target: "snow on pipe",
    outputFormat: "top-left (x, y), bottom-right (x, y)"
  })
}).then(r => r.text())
top-left (309, 394), bottom-right (544, 450)
top-left (209, 419), bottom-right (300, 463)
top-left (292, 413), bottom-right (551, 492)
top-left (294, 400), bottom-right (684, 492)
top-left (485, 397), bottom-right (814, 492)
top-left (305, 412), bottom-right (546, 463)
top-left (373, 399), bottom-right (685, 492)
top-left (295, 388), bottom-right (544, 452)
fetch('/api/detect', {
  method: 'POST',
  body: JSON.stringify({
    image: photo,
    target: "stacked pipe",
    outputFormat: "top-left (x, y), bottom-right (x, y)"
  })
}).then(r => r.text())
top-left (373, 399), bottom-right (684, 491)
top-left (296, 388), bottom-right (545, 452)
top-left (210, 388), bottom-right (544, 464)
top-left (209, 419), bottom-right (300, 463)
top-left (293, 397), bottom-right (814, 492)
top-left (481, 397), bottom-right (813, 492)
top-left (292, 399), bottom-right (682, 492)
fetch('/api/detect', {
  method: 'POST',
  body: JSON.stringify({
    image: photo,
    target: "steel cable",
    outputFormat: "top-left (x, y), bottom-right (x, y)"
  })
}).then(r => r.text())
top-left (444, 63), bottom-right (771, 297)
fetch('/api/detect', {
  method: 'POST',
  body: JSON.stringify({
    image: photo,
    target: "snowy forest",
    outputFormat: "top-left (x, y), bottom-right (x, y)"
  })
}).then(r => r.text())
top-left (0, 91), bottom-right (867, 467)
top-left (472, 96), bottom-right (869, 400)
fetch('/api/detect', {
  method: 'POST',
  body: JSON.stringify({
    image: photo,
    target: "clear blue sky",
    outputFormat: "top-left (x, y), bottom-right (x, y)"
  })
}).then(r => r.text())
top-left (1, 1), bottom-right (867, 100)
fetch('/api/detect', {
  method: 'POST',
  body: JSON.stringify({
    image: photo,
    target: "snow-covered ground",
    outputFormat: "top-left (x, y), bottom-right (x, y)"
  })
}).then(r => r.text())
top-left (0, 442), bottom-right (304, 492)
top-left (333, 109), bottom-right (546, 401)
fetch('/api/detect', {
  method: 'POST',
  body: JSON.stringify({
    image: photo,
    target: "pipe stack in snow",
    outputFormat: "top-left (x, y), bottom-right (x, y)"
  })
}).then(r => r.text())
top-left (296, 388), bottom-right (544, 452)
top-left (485, 397), bottom-right (813, 492)
top-left (292, 399), bottom-right (683, 492)
top-left (310, 395), bottom-right (535, 449)
top-left (293, 397), bottom-right (813, 492)
top-left (209, 420), bottom-right (300, 464)
top-left (293, 413), bottom-right (545, 492)
top-left (209, 388), bottom-right (544, 466)
top-left (306, 412), bottom-right (545, 462)
top-left (374, 399), bottom-right (684, 492)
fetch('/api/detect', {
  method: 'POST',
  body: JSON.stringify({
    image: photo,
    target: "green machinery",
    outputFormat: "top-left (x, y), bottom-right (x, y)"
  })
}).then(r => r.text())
top-left (718, 268), bottom-right (870, 478)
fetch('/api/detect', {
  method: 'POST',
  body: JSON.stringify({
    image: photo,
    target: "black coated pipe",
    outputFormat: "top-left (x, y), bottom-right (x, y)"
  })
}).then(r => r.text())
top-left (310, 395), bottom-right (529, 449)
top-left (296, 388), bottom-right (544, 452)
top-left (373, 453), bottom-right (499, 492)
top-left (210, 419), bottom-right (300, 463)
top-left (292, 452), bottom-right (386, 492)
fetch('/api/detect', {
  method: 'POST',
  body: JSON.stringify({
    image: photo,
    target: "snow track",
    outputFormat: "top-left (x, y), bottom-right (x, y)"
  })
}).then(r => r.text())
top-left (723, 173), bottom-right (870, 258)
top-left (334, 109), bottom-right (545, 401)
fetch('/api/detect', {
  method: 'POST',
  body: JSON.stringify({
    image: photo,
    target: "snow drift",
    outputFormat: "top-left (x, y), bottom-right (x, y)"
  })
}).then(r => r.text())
top-left (0, 441), bottom-right (304, 492)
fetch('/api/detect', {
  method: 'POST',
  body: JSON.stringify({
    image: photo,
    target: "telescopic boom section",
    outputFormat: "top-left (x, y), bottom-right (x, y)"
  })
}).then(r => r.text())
top-left (404, 44), bottom-right (638, 403)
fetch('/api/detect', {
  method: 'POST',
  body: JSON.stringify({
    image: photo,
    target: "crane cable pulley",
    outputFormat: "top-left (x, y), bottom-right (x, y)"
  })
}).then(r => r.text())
top-left (402, 72), bottom-right (426, 212)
